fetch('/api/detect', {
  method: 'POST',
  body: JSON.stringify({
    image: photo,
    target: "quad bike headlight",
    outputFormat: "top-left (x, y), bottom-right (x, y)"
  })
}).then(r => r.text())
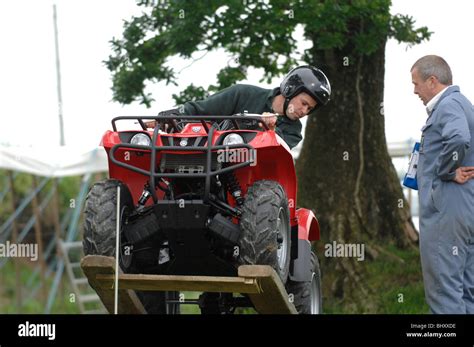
top-left (130, 133), bottom-right (151, 147)
top-left (223, 133), bottom-right (244, 146)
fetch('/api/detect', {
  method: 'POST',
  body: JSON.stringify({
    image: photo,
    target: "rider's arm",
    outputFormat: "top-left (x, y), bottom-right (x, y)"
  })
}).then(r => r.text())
top-left (275, 117), bottom-right (303, 149)
top-left (182, 85), bottom-right (244, 116)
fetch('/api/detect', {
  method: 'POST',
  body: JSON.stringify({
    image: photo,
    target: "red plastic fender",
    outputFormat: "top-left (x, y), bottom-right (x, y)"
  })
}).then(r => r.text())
top-left (296, 208), bottom-right (320, 241)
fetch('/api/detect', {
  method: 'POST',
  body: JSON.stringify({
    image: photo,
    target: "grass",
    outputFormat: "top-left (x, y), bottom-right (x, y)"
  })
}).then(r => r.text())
top-left (369, 245), bottom-right (429, 314)
top-left (0, 259), bottom-right (80, 314)
top-left (178, 292), bottom-right (201, 314)
top-left (322, 244), bottom-right (430, 314)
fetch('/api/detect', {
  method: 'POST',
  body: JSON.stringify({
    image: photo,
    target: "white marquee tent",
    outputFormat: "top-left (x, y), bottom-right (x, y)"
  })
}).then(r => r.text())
top-left (0, 145), bottom-right (108, 177)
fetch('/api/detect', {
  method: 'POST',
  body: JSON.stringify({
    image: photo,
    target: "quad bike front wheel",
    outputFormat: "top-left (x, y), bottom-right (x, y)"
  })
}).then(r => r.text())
top-left (83, 179), bottom-right (180, 314)
top-left (286, 252), bottom-right (322, 314)
top-left (239, 180), bottom-right (291, 284)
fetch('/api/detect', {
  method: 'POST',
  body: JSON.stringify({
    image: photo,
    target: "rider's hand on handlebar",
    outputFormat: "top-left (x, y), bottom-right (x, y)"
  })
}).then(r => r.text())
top-left (259, 113), bottom-right (278, 130)
top-left (145, 120), bottom-right (157, 128)
top-left (144, 121), bottom-right (170, 132)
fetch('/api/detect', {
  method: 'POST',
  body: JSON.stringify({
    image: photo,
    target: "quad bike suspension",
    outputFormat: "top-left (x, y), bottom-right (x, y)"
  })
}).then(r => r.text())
top-left (223, 171), bottom-right (244, 206)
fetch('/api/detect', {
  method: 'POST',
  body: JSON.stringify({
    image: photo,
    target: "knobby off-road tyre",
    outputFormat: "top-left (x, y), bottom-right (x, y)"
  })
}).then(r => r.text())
top-left (83, 179), bottom-right (133, 257)
top-left (83, 179), bottom-right (180, 314)
top-left (239, 180), bottom-right (291, 284)
top-left (286, 252), bottom-right (322, 314)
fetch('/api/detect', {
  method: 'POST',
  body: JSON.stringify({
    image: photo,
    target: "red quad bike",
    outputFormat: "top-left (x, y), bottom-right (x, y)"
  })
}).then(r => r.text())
top-left (83, 111), bottom-right (322, 314)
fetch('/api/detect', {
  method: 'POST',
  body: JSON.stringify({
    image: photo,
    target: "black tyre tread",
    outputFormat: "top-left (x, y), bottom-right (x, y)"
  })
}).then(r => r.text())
top-left (239, 180), bottom-right (290, 282)
top-left (286, 252), bottom-right (322, 314)
top-left (83, 179), bottom-right (133, 257)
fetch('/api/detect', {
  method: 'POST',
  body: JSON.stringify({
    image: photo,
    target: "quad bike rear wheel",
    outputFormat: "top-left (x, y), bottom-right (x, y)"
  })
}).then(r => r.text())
top-left (239, 180), bottom-right (291, 284)
top-left (286, 252), bottom-right (322, 314)
top-left (83, 179), bottom-right (180, 314)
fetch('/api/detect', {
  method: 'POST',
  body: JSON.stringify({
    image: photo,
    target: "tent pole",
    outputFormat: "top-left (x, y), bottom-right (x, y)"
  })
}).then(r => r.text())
top-left (53, 4), bottom-right (65, 146)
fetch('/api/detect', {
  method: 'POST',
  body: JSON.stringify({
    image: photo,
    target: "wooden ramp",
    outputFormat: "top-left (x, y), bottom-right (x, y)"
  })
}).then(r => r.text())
top-left (80, 255), bottom-right (297, 314)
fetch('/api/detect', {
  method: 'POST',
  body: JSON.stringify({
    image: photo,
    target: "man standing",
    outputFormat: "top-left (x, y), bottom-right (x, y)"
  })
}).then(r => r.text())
top-left (411, 55), bottom-right (474, 313)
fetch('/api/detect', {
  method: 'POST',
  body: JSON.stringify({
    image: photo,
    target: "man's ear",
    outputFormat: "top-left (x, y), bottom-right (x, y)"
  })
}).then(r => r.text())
top-left (429, 75), bottom-right (438, 87)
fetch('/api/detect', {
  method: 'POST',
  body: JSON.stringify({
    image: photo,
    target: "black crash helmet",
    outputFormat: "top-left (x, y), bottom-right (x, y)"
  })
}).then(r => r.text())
top-left (280, 65), bottom-right (331, 107)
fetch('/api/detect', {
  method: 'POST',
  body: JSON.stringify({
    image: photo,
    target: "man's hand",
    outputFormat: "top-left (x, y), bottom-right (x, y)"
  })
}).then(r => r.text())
top-left (259, 113), bottom-right (278, 130)
top-left (145, 120), bottom-right (157, 128)
top-left (453, 166), bottom-right (474, 184)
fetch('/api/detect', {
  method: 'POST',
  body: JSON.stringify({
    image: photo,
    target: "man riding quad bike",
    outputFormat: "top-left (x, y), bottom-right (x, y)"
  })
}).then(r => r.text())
top-left (83, 66), bottom-right (329, 314)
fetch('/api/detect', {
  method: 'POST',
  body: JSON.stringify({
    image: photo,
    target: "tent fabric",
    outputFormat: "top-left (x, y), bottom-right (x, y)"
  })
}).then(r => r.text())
top-left (0, 145), bottom-right (108, 177)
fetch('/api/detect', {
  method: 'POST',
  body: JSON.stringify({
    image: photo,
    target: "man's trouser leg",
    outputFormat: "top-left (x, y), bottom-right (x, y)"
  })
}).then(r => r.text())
top-left (463, 239), bottom-right (474, 313)
top-left (420, 214), bottom-right (468, 313)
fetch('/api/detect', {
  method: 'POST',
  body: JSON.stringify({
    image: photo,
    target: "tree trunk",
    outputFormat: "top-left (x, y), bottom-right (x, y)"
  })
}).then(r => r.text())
top-left (296, 40), bottom-right (418, 307)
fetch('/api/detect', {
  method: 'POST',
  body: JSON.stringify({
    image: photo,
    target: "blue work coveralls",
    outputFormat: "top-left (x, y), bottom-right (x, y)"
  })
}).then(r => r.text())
top-left (418, 85), bottom-right (474, 313)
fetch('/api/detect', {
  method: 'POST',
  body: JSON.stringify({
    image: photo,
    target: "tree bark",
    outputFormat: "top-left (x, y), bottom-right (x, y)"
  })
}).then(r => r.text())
top-left (296, 39), bottom-right (418, 305)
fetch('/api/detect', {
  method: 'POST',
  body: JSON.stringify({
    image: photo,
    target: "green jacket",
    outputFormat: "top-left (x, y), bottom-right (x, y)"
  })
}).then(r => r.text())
top-left (182, 84), bottom-right (303, 149)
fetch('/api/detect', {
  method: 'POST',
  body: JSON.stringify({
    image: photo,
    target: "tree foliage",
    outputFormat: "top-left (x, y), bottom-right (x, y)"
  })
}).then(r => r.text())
top-left (105, 0), bottom-right (431, 107)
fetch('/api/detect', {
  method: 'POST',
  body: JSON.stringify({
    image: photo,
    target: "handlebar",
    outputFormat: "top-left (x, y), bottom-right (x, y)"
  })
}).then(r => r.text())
top-left (111, 113), bottom-right (273, 133)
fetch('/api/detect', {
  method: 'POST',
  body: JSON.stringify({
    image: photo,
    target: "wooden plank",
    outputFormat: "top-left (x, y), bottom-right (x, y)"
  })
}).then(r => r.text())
top-left (80, 255), bottom-right (145, 314)
top-left (81, 255), bottom-right (297, 314)
top-left (95, 273), bottom-right (262, 294)
top-left (238, 265), bottom-right (298, 314)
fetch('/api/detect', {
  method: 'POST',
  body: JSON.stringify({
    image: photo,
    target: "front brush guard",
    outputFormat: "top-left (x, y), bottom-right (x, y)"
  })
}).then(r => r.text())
top-left (109, 115), bottom-right (263, 204)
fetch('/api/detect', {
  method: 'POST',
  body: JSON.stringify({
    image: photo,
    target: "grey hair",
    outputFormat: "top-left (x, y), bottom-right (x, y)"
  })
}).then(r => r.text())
top-left (411, 55), bottom-right (453, 85)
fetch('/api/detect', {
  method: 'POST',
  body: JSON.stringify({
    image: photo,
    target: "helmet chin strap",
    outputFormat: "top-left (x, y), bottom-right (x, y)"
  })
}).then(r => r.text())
top-left (283, 97), bottom-right (291, 116)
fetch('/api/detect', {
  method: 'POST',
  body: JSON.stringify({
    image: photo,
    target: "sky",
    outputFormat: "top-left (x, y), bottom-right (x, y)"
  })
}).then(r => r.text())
top-left (0, 0), bottom-right (473, 149)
